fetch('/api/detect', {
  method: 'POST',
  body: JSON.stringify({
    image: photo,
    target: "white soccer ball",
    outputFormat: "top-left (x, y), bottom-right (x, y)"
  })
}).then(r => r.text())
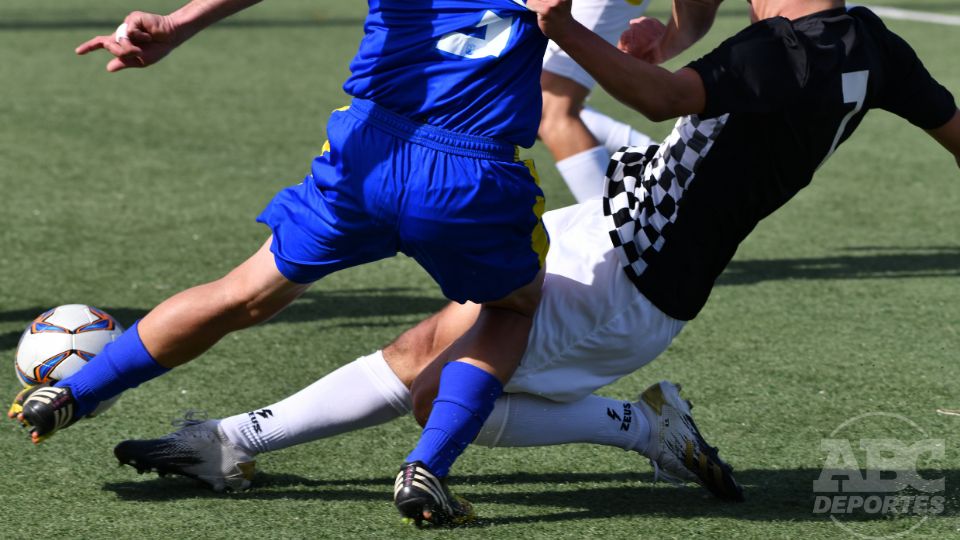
top-left (15, 304), bottom-right (124, 415)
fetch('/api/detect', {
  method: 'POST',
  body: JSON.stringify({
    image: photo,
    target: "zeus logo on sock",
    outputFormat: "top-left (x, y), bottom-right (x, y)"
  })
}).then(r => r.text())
top-left (605, 404), bottom-right (632, 431)
top-left (619, 403), bottom-right (633, 432)
top-left (246, 409), bottom-right (273, 433)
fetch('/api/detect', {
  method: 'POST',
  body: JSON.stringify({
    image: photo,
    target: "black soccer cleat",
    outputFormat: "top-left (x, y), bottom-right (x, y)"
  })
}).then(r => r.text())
top-left (393, 461), bottom-right (476, 527)
top-left (114, 419), bottom-right (255, 491)
top-left (12, 384), bottom-right (80, 444)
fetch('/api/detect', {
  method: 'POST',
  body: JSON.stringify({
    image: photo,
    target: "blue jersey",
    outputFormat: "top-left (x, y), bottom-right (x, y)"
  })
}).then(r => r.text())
top-left (344, 0), bottom-right (547, 147)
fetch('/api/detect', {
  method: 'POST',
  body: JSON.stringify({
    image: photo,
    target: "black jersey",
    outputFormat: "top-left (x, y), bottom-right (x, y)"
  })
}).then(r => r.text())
top-left (602, 6), bottom-right (956, 321)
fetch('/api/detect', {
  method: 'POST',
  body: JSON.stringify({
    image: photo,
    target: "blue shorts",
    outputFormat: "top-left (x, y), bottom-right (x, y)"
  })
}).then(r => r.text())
top-left (257, 99), bottom-right (549, 304)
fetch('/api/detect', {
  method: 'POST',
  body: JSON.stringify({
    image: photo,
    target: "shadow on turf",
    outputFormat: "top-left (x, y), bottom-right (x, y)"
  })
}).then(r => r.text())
top-left (0, 288), bottom-right (446, 352)
top-left (102, 468), bottom-right (960, 525)
top-left (3, 246), bottom-right (956, 350)
top-left (718, 246), bottom-right (960, 286)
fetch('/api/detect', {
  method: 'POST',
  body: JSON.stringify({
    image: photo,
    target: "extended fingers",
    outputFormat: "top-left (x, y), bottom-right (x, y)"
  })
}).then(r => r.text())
top-left (106, 56), bottom-right (147, 73)
top-left (76, 33), bottom-right (143, 57)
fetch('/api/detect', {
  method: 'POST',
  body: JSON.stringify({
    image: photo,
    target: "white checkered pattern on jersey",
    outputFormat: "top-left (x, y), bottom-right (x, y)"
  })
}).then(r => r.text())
top-left (602, 114), bottom-right (729, 284)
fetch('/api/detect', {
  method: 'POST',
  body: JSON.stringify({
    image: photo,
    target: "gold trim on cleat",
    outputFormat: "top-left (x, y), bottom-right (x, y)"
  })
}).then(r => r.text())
top-left (238, 461), bottom-right (256, 481)
top-left (641, 384), bottom-right (667, 415)
top-left (8, 402), bottom-right (23, 419)
top-left (713, 461), bottom-right (724, 488)
top-left (8, 384), bottom-right (35, 420)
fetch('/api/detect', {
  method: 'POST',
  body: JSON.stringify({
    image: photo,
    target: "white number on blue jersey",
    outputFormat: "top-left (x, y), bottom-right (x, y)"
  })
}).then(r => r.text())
top-left (820, 70), bottom-right (869, 168)
top-left (436, 11), bottom-right (514, 59)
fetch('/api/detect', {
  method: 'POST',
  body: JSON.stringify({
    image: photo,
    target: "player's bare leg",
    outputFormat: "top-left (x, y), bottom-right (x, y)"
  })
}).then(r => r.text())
top-left (395, 270), bottom-right (543, 526)
top-left (539, 72), bottom-right (597, 161)
top-left (539, 72), bottom-right (611, 202)
top-left (138, 237), bottom-right (310, 368)
top-left (407, 270), bottom-right (543, 423)
top-left (382, 301), bottom-right (481, 388)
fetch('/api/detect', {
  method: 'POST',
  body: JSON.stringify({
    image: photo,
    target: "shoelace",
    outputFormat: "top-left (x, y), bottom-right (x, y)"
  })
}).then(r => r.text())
top-left (171, 409), bottom-right (209, 428)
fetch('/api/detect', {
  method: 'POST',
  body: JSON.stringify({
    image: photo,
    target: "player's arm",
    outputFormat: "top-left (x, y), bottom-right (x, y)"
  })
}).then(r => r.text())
top-left (529, 0), bottom-right (705, 121)
top-left (75, 0), bottom-right (262, 72)
top-left (927, 109), bottom-right (960, 168)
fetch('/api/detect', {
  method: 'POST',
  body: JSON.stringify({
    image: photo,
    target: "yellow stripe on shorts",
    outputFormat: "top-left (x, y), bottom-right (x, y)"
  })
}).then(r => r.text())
top-left (320, 105), bottom-right (350, 155)
top-left (523, 159), bottom-right (549, 269)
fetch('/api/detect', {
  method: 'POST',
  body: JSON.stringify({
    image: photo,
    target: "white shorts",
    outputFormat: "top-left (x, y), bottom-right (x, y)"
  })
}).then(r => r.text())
top-left (542, 0), bottom-right (651, 90)
top-left (504, 200), bottom-right (685, 402)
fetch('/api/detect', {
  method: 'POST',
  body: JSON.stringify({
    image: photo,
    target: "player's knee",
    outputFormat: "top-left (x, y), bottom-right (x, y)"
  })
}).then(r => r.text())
top-left (383, 339), bottom-right (434, 389)
top-left (539, 72), bottom-right (589, 143)
top-left (538, 94), bottom-right (579, 144)
top-left (386, 318), bottom-right (436, 361)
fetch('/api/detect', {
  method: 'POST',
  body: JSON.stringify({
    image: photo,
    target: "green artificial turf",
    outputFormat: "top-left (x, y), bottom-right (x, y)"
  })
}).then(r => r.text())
top-left (1, 1), bottom-right (958, 538)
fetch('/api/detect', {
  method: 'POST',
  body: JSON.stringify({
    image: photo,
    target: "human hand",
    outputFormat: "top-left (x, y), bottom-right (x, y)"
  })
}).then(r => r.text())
top-left (617, 17), bottom-right (668, 64)
top-left (76, 11), bottom-right (180, 72)
top-left (525, 0), bottom-right (578, 40)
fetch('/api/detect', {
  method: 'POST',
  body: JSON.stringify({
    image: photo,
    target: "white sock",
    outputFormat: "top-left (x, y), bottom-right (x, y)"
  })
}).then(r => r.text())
top-left (580, 106), bottom-right (654, 154)
top-left (556, 145), bottom-right (611, 202)
top-left (475, 393), bottom-right (651, 455)
top-left (219, 350), bottom-right (411, 455)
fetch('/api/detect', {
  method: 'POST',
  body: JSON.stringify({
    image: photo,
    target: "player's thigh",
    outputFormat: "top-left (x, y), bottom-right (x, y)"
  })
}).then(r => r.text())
top-left (256, 107), bottom-right (400, 284)
top-left (505, 201), bottom-right (685, 402)
top-left (542, 0), bottom-right (650, 90)
top-left (220, 237), bottom-right (312, 316)
top-left (399, 155), bottom-right (548, 305)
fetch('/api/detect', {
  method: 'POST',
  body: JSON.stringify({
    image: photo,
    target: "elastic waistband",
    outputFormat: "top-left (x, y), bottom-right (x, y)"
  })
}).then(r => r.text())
top-left (345, 99), bottom-right (518, 162)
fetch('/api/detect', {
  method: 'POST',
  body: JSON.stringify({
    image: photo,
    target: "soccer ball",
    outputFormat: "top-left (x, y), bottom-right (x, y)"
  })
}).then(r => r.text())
top-left (14, 304), bottom-right (124, 415)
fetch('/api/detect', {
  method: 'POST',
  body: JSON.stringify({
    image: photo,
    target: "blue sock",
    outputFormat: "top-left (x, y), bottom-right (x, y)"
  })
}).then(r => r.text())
top-left (55, 321), bottom-right (169, 418)
top-left (405, 361), bottom-right (503, 477)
